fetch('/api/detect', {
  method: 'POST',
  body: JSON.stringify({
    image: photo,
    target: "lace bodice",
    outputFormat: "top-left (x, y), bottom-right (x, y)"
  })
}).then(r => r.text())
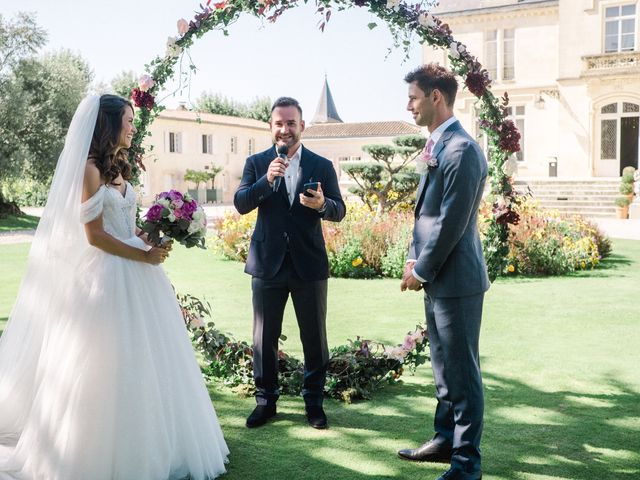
top-left (80, 182), bottom-right (137, 240)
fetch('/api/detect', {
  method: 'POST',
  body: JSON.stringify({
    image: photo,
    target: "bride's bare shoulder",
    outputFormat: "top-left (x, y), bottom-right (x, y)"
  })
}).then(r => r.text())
top-left (83, 159), bottom-right (104, 199)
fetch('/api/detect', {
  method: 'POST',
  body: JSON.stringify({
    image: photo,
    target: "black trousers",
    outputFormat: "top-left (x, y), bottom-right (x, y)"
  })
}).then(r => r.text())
top-left (251, 255), bottom-right (329, 407)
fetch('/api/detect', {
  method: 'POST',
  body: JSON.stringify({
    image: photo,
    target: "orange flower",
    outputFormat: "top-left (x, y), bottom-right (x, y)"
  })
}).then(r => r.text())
top-left (507, 264), bottom-right (515, 273)
top-left (352, 257), bottom-right (363, 267)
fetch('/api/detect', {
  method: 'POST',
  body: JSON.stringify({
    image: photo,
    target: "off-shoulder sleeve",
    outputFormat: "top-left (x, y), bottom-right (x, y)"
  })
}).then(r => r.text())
top-left (80, 185), bottom-right (106, 224)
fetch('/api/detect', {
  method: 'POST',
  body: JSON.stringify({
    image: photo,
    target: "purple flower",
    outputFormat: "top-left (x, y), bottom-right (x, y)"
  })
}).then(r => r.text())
top-left (146, 204), bottom-right (164, 223)
top-left (167, 190), bottom-right (184, 202)
top-left (181, 199), bottom-right (198, 218)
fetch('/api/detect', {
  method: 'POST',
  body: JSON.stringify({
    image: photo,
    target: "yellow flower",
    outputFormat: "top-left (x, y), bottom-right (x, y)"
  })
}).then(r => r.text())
top-left (581, 261), bottom-right (586, 269)
top-left (352, 257), bottom-right (363, 267)
top-left (507, 264), bottom-right (515, 273)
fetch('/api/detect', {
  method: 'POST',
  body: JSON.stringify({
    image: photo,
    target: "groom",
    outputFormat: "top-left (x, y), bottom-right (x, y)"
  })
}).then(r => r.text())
top-left (398, 64), bottom-right (490, 480)
top-left (234, 97), bottom-right (345, 429)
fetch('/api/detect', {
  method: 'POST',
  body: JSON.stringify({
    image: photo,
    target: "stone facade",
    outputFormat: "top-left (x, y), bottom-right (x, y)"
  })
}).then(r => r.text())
top-left (424, 0), bottom-right (640, 178)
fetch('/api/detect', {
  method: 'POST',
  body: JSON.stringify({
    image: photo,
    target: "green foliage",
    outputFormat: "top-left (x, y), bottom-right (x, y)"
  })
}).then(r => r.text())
top-left (615, 196), bottom-right (631, 207)
top-left (0, 12), bottom-right (47, 207)
top-left (0, 12), bottom-right (47, 75)
top-left (0, 47), bottom-right (92, 202)
top-left (1, 177), bottom-right (50, 207)
top-left (501, 199), bottom-right (612, 276)
top-left (341, 135), bottom-right (421, 213)
top-left (109, 70), bottom-right (138, 98)
top-left (328, 238), bottom-right (377, 279)
top-left (621, 166), bottom-right (636, 178)
top-left (184, 167), bottom-right (222, 189)
top-left (209, 209), bottom-right (257, 261)
top-left (195, 92), bottom-right (272, 122)
top-left (619, 182), bottom-right (633, 195)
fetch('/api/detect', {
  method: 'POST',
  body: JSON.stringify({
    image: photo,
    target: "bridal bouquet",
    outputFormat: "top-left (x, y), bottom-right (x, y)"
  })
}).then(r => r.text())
top-left (141, 190), bottom-right (207, 249)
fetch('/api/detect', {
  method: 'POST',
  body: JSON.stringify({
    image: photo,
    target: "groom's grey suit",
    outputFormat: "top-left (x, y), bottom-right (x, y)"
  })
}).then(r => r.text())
top-left (410, 119), bottom-right (490, 475)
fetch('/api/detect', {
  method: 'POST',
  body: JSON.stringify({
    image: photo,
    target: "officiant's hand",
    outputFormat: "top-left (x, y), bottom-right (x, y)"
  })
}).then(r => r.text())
top-left (267, 157), bottom-right (288, 184)
top-left (299, 183), bottom-right (325, 210)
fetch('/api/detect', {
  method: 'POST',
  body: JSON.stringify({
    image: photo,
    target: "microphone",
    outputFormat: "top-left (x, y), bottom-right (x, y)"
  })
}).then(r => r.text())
top-left (274, 144), bottom-right (289, 191)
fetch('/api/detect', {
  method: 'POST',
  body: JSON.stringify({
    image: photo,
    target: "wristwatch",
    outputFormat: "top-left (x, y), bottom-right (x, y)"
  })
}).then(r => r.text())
top-left (318, 201), bottom-right (327, 214)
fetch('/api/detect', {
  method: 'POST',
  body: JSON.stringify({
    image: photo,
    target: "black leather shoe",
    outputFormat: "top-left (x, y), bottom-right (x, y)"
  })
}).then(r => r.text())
top-left (397, 440), bottom-right (452, 462)
top-left (436, 467), bottom-right (482, 480)
top-left (246, 404), bottom-right (276, 428)
top-left (305, 405), bottom-right (328, 429)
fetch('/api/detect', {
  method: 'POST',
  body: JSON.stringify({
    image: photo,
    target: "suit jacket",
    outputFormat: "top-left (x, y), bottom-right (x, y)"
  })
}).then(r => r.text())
top-left (410, 121), bottom-right (490, 298)
top-left (234, 145), bottom-right (346, 281)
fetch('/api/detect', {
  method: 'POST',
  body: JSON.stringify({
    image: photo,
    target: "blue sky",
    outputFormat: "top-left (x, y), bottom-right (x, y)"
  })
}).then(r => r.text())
top-left (2, 0), bottom-right (430, 122)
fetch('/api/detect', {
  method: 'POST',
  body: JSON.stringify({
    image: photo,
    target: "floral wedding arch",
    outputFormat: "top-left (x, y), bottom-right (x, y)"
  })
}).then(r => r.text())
top-left (126, 0), bottom-right (522, 400)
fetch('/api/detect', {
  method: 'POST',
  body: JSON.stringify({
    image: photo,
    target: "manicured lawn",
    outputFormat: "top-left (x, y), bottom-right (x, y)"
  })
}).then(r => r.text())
top-left (1, 240), bottom-right (639, 479)
top-left (0, 214), bottom-right (39, 232)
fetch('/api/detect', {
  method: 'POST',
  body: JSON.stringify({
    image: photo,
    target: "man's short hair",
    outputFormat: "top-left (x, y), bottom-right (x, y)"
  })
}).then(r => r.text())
top-left (404, 64), bottom-right (459, 107)
top-left (271, 96), bottom-right (303, 117)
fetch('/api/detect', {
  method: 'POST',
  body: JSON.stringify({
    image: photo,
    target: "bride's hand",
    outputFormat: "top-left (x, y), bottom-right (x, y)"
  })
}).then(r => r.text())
top-left (145, 246), bottom-right (170, 265)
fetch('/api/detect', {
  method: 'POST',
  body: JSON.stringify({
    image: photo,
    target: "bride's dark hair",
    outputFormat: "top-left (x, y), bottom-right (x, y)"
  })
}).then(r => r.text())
top-left (89, 94), bottom-right (133, 184)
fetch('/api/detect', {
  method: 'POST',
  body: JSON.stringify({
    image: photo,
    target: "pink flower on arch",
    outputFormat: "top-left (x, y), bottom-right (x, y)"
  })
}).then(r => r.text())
top-left (177, 18), bottom-right (189, 35)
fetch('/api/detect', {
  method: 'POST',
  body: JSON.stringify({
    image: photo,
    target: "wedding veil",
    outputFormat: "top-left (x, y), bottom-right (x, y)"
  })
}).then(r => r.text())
top-left (0, 95), bottom-right (100, 436)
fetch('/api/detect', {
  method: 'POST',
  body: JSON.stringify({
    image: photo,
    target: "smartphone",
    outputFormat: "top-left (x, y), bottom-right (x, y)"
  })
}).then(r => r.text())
top-left (303, 182), bottom-right (319, 197)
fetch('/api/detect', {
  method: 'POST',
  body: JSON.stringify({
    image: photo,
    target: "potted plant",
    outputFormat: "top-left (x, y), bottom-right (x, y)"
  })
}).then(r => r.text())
top-left (614, 196), bottom-right (630, 219)
top-left (184, 169), bottom-right (211, 204)
top-left (621, 167), bottom-right (636, 201)
top-left (205, 165), bottom-right (224, 203)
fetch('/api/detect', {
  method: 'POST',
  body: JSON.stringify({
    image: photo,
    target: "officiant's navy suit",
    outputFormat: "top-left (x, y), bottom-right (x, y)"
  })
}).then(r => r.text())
top-left (411, 120), bottom-right (490, 474)
top-left (234, 145), bottom-right (345, 407)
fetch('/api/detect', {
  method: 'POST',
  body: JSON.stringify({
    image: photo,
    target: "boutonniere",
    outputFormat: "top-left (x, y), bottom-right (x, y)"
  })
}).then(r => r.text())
top-left (426, 156), bottom-right (438, 169)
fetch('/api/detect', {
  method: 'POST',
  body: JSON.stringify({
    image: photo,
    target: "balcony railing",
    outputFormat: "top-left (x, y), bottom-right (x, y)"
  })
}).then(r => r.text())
top-left (582, 51), bottom-right (640, 76)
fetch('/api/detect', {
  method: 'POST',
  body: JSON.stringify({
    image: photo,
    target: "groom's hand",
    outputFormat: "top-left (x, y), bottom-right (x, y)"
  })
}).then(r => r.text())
top-left (401, 261), bottom-right (423, 291)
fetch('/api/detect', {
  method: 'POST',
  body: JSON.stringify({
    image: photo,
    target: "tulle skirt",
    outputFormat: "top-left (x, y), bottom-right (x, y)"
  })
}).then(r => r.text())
top-left (0, 237), bottom-right (229, 479)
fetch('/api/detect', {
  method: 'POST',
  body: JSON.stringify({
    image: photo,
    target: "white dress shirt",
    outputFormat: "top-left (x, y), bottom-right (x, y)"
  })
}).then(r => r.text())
top-left (284, 145), bottom-right (302, 205)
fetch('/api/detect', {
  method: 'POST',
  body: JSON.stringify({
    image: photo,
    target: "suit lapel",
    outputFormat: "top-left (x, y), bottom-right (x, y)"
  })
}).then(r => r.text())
top-left (414, 122), bottom-right (461, 212)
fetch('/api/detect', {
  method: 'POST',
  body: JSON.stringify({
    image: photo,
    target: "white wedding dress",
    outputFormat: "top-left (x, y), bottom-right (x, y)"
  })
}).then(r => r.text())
top-left (0, 98), bottom-right (228, 480)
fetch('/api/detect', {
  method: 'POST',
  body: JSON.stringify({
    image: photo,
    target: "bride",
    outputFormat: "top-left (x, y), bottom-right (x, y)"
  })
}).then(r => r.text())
top-left (0, 95), bottom-right (229, 479)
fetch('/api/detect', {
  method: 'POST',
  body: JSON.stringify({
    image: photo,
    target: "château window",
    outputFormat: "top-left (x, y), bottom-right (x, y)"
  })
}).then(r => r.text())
top-left (168, 132), bottom-right (182, 153)
top-left (202, 134), bottom-right (213, 154)
top-left (604, 4), bottom-right (636, 53)
top-left (230, 136), bottom-right (237, 154)
top-left (485, 29), bottom-right (516, 81)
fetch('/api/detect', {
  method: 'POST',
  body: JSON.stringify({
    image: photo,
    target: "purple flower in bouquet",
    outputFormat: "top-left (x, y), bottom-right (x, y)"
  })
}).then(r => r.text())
top-left (141, 190), bottom-right (207, 249)
top-left (145, 204), bottom-right (164, 223)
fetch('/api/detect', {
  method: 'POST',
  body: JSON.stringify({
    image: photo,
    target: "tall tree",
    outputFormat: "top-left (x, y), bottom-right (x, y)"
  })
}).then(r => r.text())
top-left (0, 49), bottom-right (92, 213)
top-left (195, 92), bottom-right (272, 122)
top-left (110, 70), bottom-right (137, 98)
top-left (0, 12), bottom-right (47, 215)
top-left (0, 12), bottom-right (47, 75)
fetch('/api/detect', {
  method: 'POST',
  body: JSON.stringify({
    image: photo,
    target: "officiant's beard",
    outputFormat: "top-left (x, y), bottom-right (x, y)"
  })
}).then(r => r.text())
top-left (273, 131), bottom-right (301, 150)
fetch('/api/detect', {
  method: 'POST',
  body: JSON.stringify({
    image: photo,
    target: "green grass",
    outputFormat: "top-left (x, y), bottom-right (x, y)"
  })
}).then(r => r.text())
top-left (1, 240), bottom-right (639, 479)
top-left (0, 214), bottom-right (39, 232)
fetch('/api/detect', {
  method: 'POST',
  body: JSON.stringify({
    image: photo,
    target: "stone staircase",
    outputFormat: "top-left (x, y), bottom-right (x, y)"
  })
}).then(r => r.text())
top-left (514, 178), bottom-right (620, 218)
